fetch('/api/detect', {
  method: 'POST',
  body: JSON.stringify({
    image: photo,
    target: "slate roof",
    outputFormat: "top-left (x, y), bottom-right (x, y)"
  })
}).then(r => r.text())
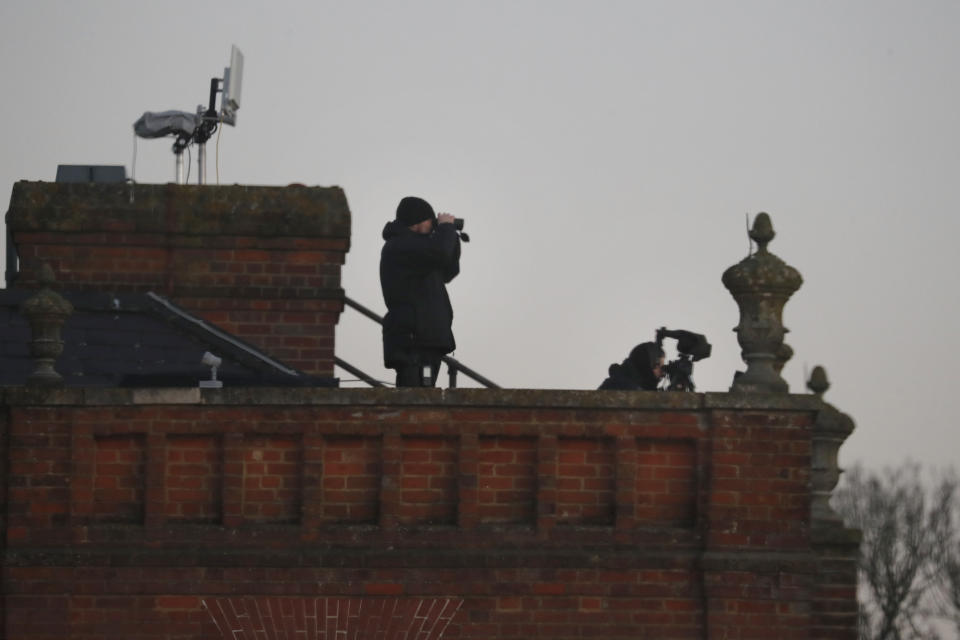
top-left (0, 289), bottom-right (335, 387)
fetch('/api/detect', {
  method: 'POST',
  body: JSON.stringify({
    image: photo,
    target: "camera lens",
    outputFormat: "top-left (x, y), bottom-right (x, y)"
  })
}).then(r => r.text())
top-left (454, 218), bottom-right (464, 231)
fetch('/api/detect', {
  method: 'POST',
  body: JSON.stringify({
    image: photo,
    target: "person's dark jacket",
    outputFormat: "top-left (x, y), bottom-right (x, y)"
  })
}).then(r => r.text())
top-left (598, 342), bottom-right (663, 391)
top-left (380, 220), bottom-right (461, 368)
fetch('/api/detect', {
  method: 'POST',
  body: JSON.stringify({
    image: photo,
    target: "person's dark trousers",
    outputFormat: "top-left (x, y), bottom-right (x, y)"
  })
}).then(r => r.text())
top-left (393, 350), bottom-right (442, 387)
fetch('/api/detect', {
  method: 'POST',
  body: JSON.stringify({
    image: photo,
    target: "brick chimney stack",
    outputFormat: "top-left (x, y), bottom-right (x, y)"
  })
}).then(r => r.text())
top-left (6, 181), bottom-right (351, 377)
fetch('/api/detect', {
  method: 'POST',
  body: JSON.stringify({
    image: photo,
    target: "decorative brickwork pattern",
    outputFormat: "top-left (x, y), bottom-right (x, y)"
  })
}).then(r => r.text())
top-left (0, 389), bottom-right (857, 639)
top-left (204, 596), bottom-right (463, 640)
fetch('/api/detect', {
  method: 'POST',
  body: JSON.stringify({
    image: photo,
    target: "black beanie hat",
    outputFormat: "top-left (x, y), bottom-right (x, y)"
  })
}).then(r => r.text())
top-left (396, 196), bottom-right (436, 227)
top-left (628, 342), bottom-right (664, 371)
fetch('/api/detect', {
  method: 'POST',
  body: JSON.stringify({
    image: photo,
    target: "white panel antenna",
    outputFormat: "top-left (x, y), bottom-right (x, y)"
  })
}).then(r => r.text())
top-left (132, 45), bottom-right (245, 184)
top-left (221, 45), bottom-right (244, 126)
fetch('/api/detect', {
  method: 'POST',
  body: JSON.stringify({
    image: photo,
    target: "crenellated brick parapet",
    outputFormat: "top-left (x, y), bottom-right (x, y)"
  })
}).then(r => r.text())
top-left (6, 181), bottom-right (350, 377)
top-left (0, 387), bottom-right (857, 639)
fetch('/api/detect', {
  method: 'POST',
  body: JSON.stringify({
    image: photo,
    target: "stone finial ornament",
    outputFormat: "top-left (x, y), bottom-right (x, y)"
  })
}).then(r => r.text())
top-left (807, 365), bottom-right (830, 396)
top-left (722, 213), bottom-right (802, 392)
top-left (19, 263), bottom-right (73, 387)
top-left (773, 342), bottom-right (794, 375)
top-left (807, 366), bottom-right (856, 524)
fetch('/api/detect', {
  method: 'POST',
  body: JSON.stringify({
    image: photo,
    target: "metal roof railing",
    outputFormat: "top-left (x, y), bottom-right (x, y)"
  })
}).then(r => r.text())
top-left (336, 296), bottom-right (499, 389)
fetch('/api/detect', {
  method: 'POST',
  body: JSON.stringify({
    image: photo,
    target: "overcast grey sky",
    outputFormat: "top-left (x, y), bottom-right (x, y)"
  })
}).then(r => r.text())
top-left (2, 0), bottom-right (958, 471)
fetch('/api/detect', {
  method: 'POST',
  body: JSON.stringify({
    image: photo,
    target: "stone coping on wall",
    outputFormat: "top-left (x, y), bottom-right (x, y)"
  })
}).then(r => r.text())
top-left (7, 181), bottom-right (351, 239)
top-left (4, 545), bottom-right (820, 574)
top-left (0, 385), bottom-right (824, 412)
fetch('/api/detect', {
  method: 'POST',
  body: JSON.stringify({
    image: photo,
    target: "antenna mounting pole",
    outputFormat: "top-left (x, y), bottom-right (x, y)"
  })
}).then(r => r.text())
top-left (195, 78), bottom-right (221, 184)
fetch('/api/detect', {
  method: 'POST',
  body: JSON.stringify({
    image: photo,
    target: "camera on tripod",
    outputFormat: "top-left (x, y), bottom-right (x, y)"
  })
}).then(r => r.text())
top-left (656, 327), bottom-right (712, 392)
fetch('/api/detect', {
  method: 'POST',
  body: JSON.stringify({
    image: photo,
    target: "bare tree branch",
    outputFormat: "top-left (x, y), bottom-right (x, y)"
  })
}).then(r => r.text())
top-left (930, 468), bottom-right (960, 637)
top-left (833, 463), bottom-right (955, 639)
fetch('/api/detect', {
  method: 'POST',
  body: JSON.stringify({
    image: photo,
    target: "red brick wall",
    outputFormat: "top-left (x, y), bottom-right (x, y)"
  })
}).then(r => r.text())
top-left (319, 436), bottom-right (381, 525)
top-left (556, 437), bottom-right (616, 526)
top-left (238, 435), bottom-right (302, 523)
top-left (0, 389), bottom-right (859, 639)
top-left (636, 439), bottom-right (697, 526)
top-left (477, 436), bottom-right (537, 524)
top-left (399, 437), bottom-right (459, 526)
top-left (6, 183), bottom-right (350, 376)
top-left (166, 435), bottom-right (221, 523)
top-left (93, 434), bottom-right (147, 523)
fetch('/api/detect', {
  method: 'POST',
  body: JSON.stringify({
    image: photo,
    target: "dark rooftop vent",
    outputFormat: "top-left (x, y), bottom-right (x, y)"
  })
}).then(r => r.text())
top-left (55, 165), bottom-right (127, 183)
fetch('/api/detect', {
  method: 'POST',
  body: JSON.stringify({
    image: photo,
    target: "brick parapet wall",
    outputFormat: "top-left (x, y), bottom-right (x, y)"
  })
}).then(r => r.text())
top-left (809, 526), bottom-right (862, 638)
top-left (0, 403), bottom-right (7, 638)
top-left (0, 387), bottom-right (857, 638)
top-left (6, 182), bottom-right (350, 376)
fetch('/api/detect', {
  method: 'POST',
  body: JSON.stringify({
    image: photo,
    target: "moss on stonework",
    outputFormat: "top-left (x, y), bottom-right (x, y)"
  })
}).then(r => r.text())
top-left (0, 385), bottom-right (824, 412)
top-left (6, 181), bottom-right (351, 238)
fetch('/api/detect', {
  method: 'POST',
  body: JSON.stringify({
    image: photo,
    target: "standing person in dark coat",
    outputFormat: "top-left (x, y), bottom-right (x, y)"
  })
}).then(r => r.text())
top-left (380, 196), bottom-right (461, 387)
top-left (598, 342), bottom-right (665, 391)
